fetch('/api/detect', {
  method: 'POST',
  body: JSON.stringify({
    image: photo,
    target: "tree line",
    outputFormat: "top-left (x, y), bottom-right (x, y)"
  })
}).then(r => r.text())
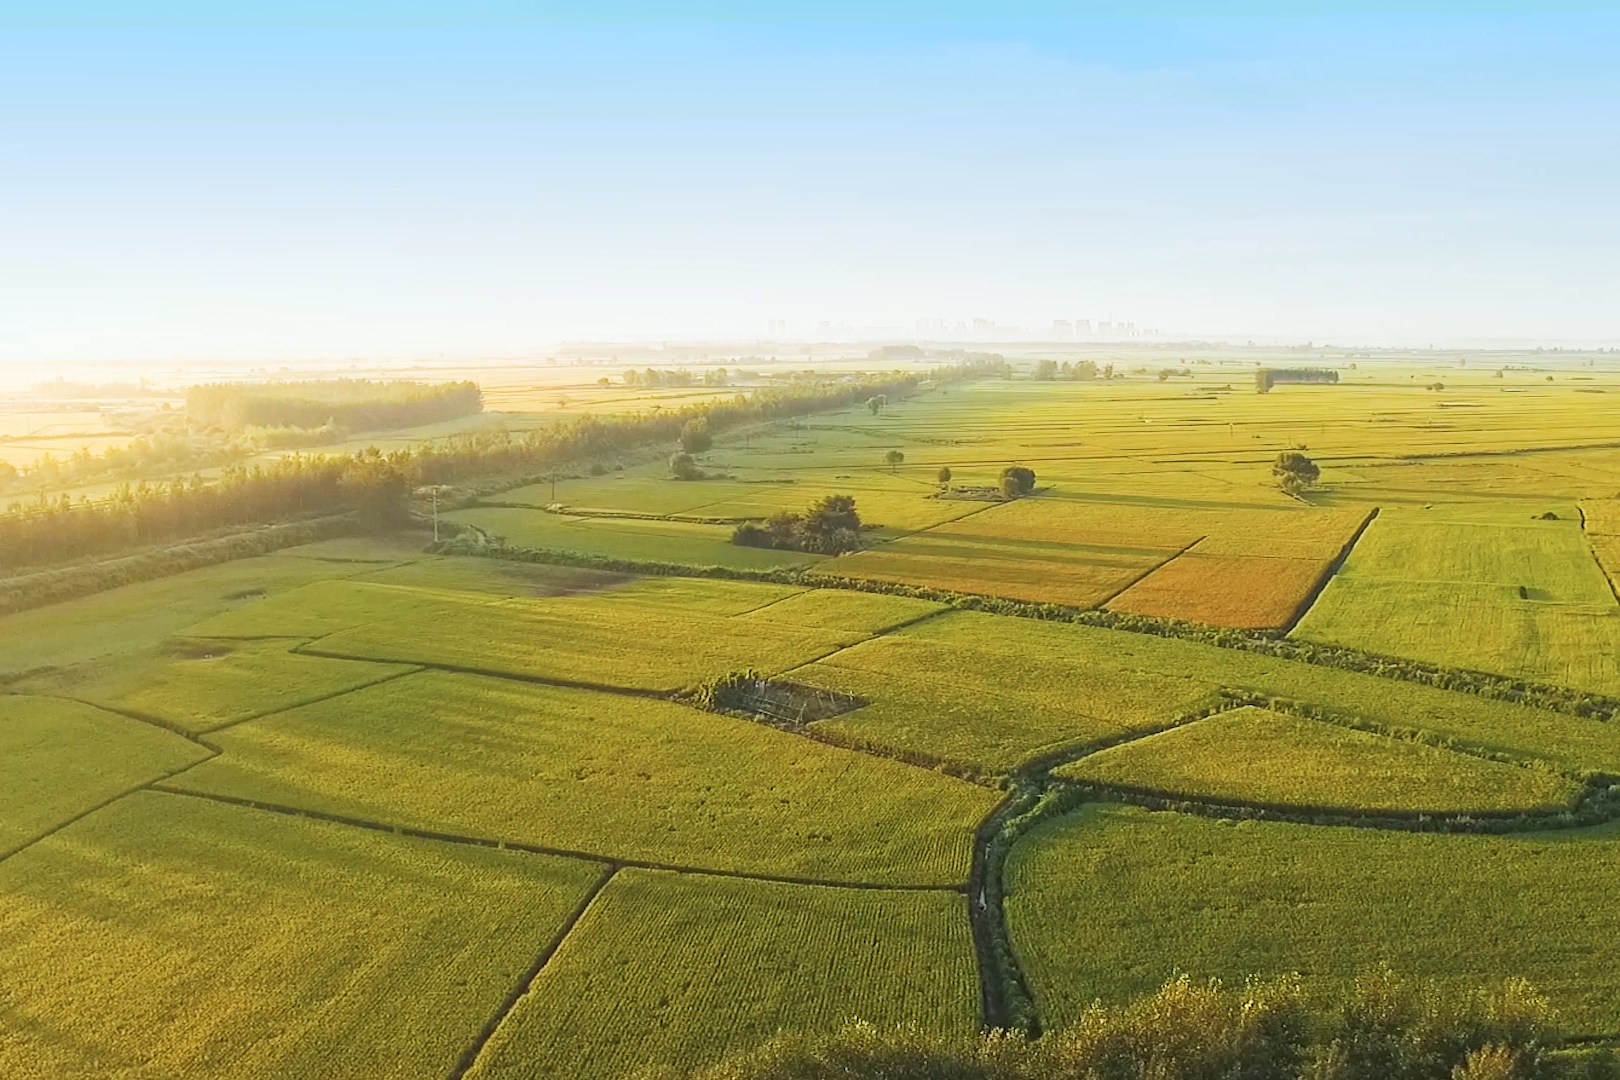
top-left (671, 971), bottom-right (1614, 1080)
top-left (186, 379), bottom-right (483, 433)
top-left (0, 361), bottom-right (1002, 572)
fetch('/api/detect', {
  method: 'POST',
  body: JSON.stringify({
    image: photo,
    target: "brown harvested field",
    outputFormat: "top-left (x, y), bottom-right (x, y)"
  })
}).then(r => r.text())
top-left (1105, 552), bottom-right (1334, 628)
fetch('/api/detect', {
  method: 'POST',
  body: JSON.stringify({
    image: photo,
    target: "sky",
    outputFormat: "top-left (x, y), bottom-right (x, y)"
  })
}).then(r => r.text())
top-left (2, 2), bottom-right (1618, 363)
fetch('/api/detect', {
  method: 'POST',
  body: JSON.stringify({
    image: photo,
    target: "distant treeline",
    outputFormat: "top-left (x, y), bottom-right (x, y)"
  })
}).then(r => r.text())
top-left (623, 368), bottom-right (732, 388)
top-left (1257, 367), bottom-right (1340, 393)
top-left (186, 379), bottom-right (483, 433)
top-left (0, 362), bottom-right (998, 572)
top-left (673, 972), bottom-right (1614, 1080)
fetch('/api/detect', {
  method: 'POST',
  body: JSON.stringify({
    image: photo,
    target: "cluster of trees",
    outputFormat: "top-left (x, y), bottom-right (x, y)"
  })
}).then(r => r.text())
top-left (1274, 451), bottom-right (1321, 496)
top-left (0, 450), bottom-right (411, 571)
top-left (622, 368), bottom-right (731, 388)
top-left (680, 972), bottom-right (1606, 1080)
top-left (3, 362), bottom-right (1001, 571)
top-left (1256, 368), bottom-right (1341, 394)
top-left (1000, 465), bottom-right (1036, 498)
top-left (1033, 359), bottom-right (1110, 381)
top-left (186, 379), bottom-right (482, 433)
top-left (0, 430), bottom-right (246, 495)
top-left (732, 495), bottom-right (863, 555)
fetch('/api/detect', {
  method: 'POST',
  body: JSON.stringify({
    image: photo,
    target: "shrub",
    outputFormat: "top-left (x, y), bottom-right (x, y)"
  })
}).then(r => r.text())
top-left (730, 495), bottom-right (863, 555)
top-left (680, 973), bottom-right (1581, 1080)
top-left (670, 452), bottom-right (706, 481)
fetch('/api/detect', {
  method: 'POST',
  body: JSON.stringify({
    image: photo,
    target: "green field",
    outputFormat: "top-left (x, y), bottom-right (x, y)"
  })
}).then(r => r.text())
top-left (0, 695), bottom-right (210, 855)
top-left (797, 611), bottom-right (1219, 774)
top-left (13, 640), bottom-right (416, 735)
top-left (170, 671), bottom-right (997, 884)
top-left (1005, 804), bottom-right (1620, 1035)
top-left (443, 504), bottom-right (824, 570)
top-left (0, 790), bottom-right (605, 1079)
top-left (14, 360), bottom-right (1620, 1072)
top-left (467, 869), bottom-right (978, 1079)
top-left (1055, 706), bottom-right (1582, 814)
top-left (802, 609), bottom-right (1620, 779)
top-left (1295, 504), bottom-right (1620, 693)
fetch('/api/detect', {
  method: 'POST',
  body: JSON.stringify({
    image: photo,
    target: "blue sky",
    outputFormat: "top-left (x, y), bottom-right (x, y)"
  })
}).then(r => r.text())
top-left (2, 5), bottom-right (1617, 361)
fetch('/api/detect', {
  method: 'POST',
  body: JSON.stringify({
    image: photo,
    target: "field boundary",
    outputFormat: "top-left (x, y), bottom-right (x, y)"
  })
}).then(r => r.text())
top-left (1279, 505), bottom-right (1380, 633)
top-left (1092, 534), bottom-right (1207, 609)
top-left (446, 864), bottom-right (620, 1080)
top-left (150, 785), bottom-right (969, 892)
top-left (430, 539), bottom-right (1620, 723)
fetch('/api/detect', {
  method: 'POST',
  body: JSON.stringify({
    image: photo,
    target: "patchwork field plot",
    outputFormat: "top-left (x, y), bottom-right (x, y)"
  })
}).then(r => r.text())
top-left (0, 553), bottom-right (372, 675)
top-left (1105, 552), bottom-right (1334, 628)
top-left (798, 609), bottom-right (1620, 778)
top-left (467, 869), bottom-right (977, 1080)
top-left (190, 577), bottom-right (859, 692)
top-left (943, 614), bottom-right (1620, 778)
top-left (13, 640), bottom-right (415, 735)
top-left (0, 695), bottom-right (209, 855)
top-left (735, 587), bottom-right (943, 636)
top-left (1294, 504), bottom-right (1620, 693)
top-left (1055, 706), bottom-right (1582, 814)
top-left (443, 504), bottom-right (822, 570)
top-left (796, 611), bottom-right (1219, 773)
top-left (1005, 805), bottom-right (1620, 1035)
top-left (170, 672), bottom-right (996, 884)
top-left (828, 495), bottom-right (1367, 624)
top-left (0, 790), bottom-right (605, 1080)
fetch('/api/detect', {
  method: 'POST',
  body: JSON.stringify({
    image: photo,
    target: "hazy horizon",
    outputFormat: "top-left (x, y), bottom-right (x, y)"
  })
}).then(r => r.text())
top-left (4, 3), bottom-right (1618, 365)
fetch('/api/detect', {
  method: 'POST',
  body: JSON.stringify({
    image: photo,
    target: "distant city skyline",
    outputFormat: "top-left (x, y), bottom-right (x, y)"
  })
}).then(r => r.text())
top-left (2, 4), bottom-right (1618, 365)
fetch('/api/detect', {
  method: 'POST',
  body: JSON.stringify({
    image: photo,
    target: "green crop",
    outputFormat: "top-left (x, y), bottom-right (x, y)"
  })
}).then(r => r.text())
top-left (467, 869), bottom-right (977, 1080)
top-left (1057, 706), bottom-right (1582, 814)
top-left (170, 671), bottom-right (996, 885)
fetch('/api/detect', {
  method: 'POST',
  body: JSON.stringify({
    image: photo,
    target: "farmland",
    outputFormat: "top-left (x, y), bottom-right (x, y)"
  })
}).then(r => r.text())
top-left (1005, 805), bottom-right (1620, 1035)
top-left (1054, 705), bottom-right (1582, 815)
top-left (0, 790), bottom-right (605, 1080)
top-left (170, 671), bottom-right (994, 885)
top-left (466, 870), bottom-right (977, 1079)
top-left (14, 352), bottom-right (1620, 1073)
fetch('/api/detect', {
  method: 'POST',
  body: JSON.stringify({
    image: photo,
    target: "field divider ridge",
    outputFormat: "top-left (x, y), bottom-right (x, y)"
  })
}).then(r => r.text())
top-left (147, 785), bottom-right (968, 892)
top-left (0, 752), bottom-right (221, 865)
top-left (430, 539), bottom-right (1620, 722)
top-left (288, 648), bottom-right (679, 702)
top-left (1092, 533), bottom-right (1207, 609)
top-left (203, 664), bottom-right (428, 734)
top-left (445, 864), bottom-right (620, 1080)
top-left (1278, 505), bottom-right (1380, 634)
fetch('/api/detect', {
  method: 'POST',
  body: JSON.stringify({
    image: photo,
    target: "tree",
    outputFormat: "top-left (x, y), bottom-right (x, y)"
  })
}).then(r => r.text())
top-left (866, 395), bottom-right (887, 415)
top-left (1034, 359), bottom-right (1059, 381)
top-left (885, 449), bottom-right (905, 474)
top-left (679, 418), bottom-right (713, 454)
top-left (937, 465), bottom-right (952, 486)
top-left (669, 452), bottom-right (704, 480)
top-left (999, 465), bottom-right (1036, 497)
top-left (1273, 451), bottom-right (1320, 495)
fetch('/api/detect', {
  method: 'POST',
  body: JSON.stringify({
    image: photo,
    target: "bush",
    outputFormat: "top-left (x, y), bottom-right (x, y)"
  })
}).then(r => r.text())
top-left (670, 452), bottom-right (706, 481)
top-left (681, 973), bottom-right (1583, 1080)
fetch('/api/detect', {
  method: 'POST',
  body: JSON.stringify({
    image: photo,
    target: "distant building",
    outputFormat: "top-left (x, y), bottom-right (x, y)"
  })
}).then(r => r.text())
top-left (1074, 319), bottom-right (1092, 334)
top-left (768, 320), bottom-right (786, 335)
top-left (1097, 321), bottom-right (1114, 335)
top-left (1052, 319), bottom-right (1073, 337)
top-left (916, 318), bottom-right (947, 334)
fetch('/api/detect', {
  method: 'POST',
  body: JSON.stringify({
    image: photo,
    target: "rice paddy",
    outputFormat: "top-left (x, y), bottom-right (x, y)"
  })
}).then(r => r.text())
top-left (14, 358), bottom-right (1620, 1072)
